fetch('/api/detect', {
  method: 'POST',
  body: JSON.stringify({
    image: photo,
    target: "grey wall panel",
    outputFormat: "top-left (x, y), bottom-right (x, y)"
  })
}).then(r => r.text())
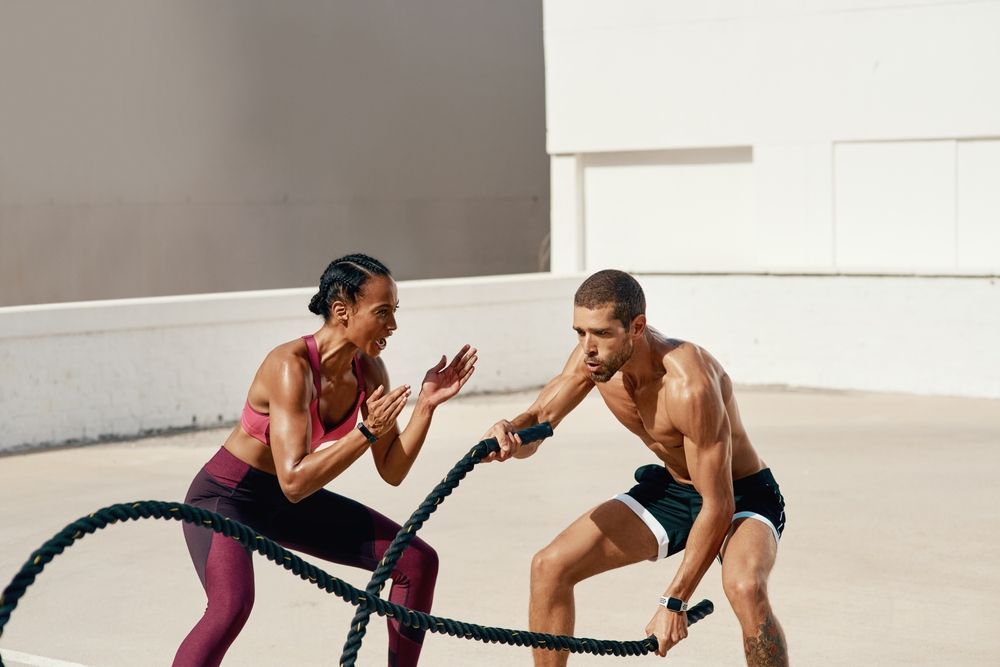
top-left (0, 0), bottom-right (548, 305)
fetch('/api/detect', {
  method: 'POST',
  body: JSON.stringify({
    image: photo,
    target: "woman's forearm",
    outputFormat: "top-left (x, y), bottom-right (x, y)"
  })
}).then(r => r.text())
top-left (279, 429), bottom-right (373, 501)
top-left (378, 398), bottom-right (437, 485)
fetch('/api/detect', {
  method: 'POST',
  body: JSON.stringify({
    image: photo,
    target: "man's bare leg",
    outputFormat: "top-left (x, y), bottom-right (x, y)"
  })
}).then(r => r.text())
top-left (529, 500), bottom-right (657, 667)
top-left (721, 518), bottom-right (788, 666)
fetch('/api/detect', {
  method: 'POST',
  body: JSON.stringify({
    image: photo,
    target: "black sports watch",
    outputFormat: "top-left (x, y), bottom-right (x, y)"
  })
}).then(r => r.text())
top-left (357, 422), bottom-right (378, 444)
top-left (658, 596), bottom-right (688, 613)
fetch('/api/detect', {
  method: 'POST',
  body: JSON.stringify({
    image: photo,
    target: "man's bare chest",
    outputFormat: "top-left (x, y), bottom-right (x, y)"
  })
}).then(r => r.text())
top-left (597, 382), bottom-right (684, 448)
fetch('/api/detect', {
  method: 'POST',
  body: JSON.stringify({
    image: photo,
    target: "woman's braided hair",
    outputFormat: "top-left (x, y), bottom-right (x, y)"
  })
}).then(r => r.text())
top-left (308, 253), bottom-right (392, 320)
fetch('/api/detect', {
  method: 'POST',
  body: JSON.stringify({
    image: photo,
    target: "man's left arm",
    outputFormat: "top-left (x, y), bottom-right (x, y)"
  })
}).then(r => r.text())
top-left (645, 380), bottom-right (735, 656)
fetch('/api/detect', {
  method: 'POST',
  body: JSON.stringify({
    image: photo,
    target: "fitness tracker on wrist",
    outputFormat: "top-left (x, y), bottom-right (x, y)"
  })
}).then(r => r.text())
top-left (658, 596), bottom-right (688, 613)
top-left (357, 422), bottom-right (378, 444)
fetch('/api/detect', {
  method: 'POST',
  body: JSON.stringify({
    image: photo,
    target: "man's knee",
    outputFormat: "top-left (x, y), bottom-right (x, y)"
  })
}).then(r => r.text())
top-left (531, 545), bottom-right (574, 586)
top-left (723, 572), bottom-right (769, 611)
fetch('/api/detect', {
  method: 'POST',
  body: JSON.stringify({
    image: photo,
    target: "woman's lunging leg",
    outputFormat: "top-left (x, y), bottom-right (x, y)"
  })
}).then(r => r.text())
top-left (278, 489), bottom-right (439, 667)
top-left (173, 526), bottom-right (255, 667)
top-left (371, 512), bottom-right (439, 667)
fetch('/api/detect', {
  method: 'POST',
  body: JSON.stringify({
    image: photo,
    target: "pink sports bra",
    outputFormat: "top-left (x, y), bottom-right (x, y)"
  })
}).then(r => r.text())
top-left (241, 335), bottom-right (366, 451)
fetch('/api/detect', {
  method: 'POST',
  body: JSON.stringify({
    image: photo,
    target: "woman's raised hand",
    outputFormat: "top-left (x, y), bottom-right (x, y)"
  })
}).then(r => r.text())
top-left (363, 384), bottom-right (411, 437)
top-left (419, 344), bottom-right (478, 407)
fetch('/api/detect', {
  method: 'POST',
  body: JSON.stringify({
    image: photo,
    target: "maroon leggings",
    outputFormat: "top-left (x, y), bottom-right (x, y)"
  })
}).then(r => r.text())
top-left (173, 447), bottom-right (438, 667)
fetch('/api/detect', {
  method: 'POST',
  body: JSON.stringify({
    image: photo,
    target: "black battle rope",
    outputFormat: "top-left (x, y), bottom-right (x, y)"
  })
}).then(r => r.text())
top-left (0, 426), bottom-right (714, 666)
top-left (342, 422), bottom-right (708, 664)
top-left (339, 422), bottom-right (558, 665)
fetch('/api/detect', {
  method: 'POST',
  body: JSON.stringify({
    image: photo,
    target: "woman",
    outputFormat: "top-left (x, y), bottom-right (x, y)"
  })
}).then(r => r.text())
top-left (174, 253), bottom-right (477, 667)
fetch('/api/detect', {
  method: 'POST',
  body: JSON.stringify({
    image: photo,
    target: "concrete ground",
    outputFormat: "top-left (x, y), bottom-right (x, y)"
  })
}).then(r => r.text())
top-left (1, 388), bottom-right (998, 666)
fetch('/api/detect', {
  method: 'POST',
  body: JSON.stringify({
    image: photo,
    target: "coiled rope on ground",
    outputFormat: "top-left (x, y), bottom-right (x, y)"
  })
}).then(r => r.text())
top-left (0, 423), bottom-right (713, 666)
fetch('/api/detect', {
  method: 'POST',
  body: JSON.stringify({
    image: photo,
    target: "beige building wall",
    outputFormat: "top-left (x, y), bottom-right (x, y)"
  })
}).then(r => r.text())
top-left (0, 0), bottom-right (548, 306)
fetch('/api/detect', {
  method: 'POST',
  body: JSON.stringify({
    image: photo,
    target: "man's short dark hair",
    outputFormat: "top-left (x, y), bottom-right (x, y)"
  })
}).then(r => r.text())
top-left (574, 269), bottom-right (645, 327)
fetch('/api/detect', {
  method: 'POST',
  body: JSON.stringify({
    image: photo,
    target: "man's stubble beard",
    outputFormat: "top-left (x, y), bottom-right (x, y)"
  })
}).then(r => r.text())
top-left (590, 340), bottom-right (633, 383)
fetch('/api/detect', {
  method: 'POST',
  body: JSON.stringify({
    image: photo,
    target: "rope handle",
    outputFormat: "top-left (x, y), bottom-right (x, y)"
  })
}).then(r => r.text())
top-left (471, 421), bottom-right (554, 458)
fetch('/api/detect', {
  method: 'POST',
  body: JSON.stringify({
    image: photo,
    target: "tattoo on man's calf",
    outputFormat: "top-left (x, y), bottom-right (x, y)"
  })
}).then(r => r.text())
top-left (743, 614), bottom-right (787, 666)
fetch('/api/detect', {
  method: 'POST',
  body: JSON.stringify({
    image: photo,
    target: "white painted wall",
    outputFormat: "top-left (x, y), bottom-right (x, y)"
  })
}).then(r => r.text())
top-left (753, 143), bottom-right (834, 271)
top-left (0, 275), bottom-right (579, 453)
top-left (543, 1), bottom-right (1000, 399)
top-left (3, 271), bottom-right (997, 452)
top-left (641, 274), bottom-right (1000, 399)
top-left (834, 141), bottom-right (957, 273)
top-left (958, 140), bottom-right (1000, 272)
top-left (544, 0), bottom-right (1000, 277)
top-left (582, 149), bottom-right (755, 272)
top-left (544, 0), bottom-right (1000, 152)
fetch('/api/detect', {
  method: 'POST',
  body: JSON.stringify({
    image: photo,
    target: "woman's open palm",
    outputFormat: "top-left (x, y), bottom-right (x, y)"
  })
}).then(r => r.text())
top-left (420, 344), bottom-right (478, 406)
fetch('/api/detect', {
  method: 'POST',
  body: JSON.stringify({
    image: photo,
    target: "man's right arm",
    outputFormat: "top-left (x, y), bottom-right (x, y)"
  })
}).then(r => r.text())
top-left (487, 347), bottom-right (595, 461)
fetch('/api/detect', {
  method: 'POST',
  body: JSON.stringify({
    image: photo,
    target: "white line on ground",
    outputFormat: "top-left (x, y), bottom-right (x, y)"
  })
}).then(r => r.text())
top-left (0, 649), bottom-right (93, 667)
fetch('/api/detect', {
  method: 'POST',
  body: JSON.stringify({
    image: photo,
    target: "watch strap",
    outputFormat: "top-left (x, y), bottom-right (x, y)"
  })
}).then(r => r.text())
top-left (658, 596), bottom-right (689, 612)
top-left (357, 422), bottom-right (378, 444)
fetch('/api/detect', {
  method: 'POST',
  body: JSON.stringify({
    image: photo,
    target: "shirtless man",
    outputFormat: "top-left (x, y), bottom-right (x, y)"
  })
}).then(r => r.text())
top-left (485, 270), bottom-right (788, 666)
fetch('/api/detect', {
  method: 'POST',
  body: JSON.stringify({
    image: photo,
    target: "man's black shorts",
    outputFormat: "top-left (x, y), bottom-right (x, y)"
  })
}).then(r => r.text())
top-left (613, 464), bottom-right (786, 560)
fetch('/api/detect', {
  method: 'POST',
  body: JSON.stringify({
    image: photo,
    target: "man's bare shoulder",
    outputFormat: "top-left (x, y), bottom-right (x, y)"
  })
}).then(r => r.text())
top-left (654, 338), bottom-right (730, 441)
top-left (658, 337), bottom-right (726, 400)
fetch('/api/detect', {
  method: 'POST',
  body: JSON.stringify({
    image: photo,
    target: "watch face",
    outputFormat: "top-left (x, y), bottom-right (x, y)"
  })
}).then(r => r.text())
top-left (667, 597), bottom-right (683, 612)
